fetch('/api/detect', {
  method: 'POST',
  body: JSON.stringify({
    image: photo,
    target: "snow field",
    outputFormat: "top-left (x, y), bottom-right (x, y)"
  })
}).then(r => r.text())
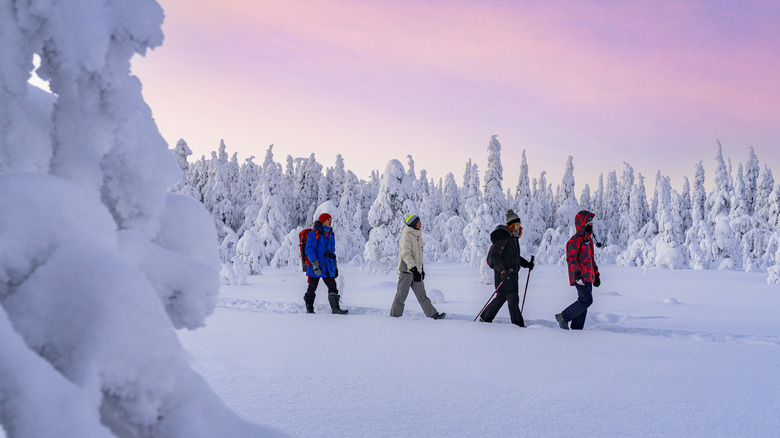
top-left (178, 264), bottom-right (780, 437)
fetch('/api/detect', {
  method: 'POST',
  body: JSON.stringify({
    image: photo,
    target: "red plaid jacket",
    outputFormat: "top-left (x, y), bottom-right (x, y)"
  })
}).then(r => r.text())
top-left (566, 210), bottom-right (599, 285)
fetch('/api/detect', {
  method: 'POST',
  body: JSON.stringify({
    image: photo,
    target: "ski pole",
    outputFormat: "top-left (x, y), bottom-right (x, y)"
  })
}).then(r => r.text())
top-left (520, 256), bottom-right (535, 314)
top-left (474, 281), bottom-right (504, 322)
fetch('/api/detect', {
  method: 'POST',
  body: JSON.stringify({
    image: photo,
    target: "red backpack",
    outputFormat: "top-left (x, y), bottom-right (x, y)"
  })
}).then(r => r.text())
top-left (298, 228), bottom-right (320, 272)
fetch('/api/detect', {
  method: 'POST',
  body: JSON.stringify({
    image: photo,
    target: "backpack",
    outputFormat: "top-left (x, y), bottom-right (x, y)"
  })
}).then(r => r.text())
top-left (298, 228), bottom-right (318, 272)
top-left (486, 238), bottom-right (508, 269)
top-left (486, 243), bottom-right (497, 269)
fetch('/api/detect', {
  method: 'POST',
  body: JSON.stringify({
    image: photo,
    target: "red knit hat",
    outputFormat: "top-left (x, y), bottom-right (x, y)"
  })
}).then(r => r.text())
top-left (318, 213), bottom-right (332, 224)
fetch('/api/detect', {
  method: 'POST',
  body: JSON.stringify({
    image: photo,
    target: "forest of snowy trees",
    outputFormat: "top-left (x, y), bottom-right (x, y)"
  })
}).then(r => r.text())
top-left (172, 136), bottom-right (780, 285)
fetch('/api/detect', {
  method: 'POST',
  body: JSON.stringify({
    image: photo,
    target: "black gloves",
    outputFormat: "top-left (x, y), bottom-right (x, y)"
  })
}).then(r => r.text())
top-left (324, 251), bottom-right (337, 259)
top-left (594, 273), bottom-right (601, 287)
top-left (335, 264), bottom-right (339, 278)
top-left (422, 270), bottom-right (426, 280)
top-left (527, 260), bottom-right (535, 271)
top-left (573, 270), bottom-right (583, 282)
top-left (311, 259), bottom-right (322, 277)
top-left (411, 267), bottom-right (422, 282)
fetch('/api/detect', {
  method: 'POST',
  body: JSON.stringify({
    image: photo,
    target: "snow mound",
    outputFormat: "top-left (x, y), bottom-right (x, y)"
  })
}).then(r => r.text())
top-left (428, 288), bottom-right (445, 304)
top-left (663, 297), bottom-right (681, 304)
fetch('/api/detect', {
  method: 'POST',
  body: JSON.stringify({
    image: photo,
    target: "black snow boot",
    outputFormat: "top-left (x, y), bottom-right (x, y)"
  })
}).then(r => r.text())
top-left (328, 294), bottom-right (348, 315)
top-left (306, 304), bottom-right (315, 314)
top-left (555, 313), bottom-right (569, 330)
top-left (432, 312), bottom-right (446, 320)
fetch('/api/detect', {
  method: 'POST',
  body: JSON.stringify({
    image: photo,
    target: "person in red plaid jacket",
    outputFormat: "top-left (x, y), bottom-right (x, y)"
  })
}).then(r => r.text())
top-left (556, 210), bottom-right (601, 330)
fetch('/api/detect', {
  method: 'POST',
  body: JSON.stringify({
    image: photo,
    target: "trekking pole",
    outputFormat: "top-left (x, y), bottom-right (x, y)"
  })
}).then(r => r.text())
top-left (520, 256), bottom-right (535, 314)
top-left (474, 281), bottom-right (504, 322)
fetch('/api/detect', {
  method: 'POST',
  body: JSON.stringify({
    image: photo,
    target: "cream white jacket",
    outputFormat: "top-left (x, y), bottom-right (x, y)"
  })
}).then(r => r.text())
top-left (398, 225), bottom-right (424, 273)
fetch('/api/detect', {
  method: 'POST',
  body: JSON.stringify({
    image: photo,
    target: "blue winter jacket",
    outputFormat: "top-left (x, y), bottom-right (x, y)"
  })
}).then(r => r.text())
top-left (305, 223), bottom-right (337, 278)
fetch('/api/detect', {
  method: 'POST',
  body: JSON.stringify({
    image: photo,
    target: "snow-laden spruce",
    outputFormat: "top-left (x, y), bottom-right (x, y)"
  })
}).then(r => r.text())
top-left (0, 1), bottom-right (284, 436)
top-left (365, 159), bottom-right (410, 273)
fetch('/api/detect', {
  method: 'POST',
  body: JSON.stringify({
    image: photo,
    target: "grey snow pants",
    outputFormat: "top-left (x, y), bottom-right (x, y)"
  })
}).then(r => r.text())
top-left (390, 272), bottom-right (438, 317)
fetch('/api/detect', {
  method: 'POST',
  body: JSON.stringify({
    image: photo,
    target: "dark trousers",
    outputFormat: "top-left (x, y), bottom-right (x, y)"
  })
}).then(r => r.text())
top-left (561, 283), bottom-right (593, 330)
top-left (304, 277), bottom-right (338, 305)
top-left (480, 292), bottom-right (524, 327)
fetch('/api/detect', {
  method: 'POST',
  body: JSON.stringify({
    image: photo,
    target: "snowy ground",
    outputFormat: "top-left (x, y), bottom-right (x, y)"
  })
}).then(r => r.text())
top-left (176, 264), bottom-right (780, 437)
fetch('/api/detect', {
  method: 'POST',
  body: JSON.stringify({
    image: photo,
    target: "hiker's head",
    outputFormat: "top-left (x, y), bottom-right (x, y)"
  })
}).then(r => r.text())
top-left (405, 214), bottom-right (421, 230)
top-left (505, 210), bottom-right (522, 237)
top-left (318, 213), bottom-right (332, 228)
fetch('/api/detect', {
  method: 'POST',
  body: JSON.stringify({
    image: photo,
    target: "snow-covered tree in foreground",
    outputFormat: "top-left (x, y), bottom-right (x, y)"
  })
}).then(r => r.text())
top-left (0, 1), bottom-right (282, 436)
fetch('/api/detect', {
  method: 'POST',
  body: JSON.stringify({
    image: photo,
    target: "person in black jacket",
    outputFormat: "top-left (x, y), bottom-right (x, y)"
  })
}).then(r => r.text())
top-left (479, 209), bottom-right (534, 327)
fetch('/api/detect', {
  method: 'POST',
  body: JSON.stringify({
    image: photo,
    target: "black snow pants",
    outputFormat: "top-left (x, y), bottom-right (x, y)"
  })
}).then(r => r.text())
top-left (304, 277), bottom-right (338, 306)
top-left (480, 279), bottom-right (524, 327)
top-left (561, 282), bottom-right (593, 330)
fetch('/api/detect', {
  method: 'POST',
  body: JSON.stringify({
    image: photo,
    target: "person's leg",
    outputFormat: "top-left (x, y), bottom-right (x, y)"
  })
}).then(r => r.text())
top-left (304, 277), bottom-right (320, 313)
top-left (480, 293), bottom-right (507, 322)
top-left (410, 280), bottom-right (438, 317)
top-left (569, 310), bottom-right (587, 330)
top-left (390, 273), bottom-right (413, 317)
top-left (322, 277), bottom-right (347, 314)
top-left (561, 283), bottom-right (593, 328)
top-left (505, 293), bottom-right (525, 327)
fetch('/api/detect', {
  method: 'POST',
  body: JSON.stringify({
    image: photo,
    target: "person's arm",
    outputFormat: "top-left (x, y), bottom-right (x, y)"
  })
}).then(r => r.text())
top-left (566, 237), bottom-right (582, 284)
top-left (519, 256), bottom-right (534, 271)
top-left (305, 231), bottom-right (321, 275)
top-left (490, 238), bottom-right (508, 272)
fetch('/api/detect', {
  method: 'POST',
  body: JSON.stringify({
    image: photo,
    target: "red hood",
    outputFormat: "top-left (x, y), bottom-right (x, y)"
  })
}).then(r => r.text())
top-left (575, 210), bottom-right (595, 234)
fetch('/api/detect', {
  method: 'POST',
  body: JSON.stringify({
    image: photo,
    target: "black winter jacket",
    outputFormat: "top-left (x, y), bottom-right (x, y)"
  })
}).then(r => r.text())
top-left (489, 225), bottom-right (532, 292)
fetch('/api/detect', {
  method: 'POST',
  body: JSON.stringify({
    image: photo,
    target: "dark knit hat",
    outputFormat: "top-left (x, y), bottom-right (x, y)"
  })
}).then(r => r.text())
top-left (318, 213), bottom-right (332, 224)
top-left (506, 209), bottom-right (521, 225)
top-left (405, 214), bottom-right (420, 227)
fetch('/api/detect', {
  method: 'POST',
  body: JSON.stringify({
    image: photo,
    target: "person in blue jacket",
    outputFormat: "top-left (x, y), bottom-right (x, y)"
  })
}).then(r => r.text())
top-left (304, 213), bottom-right (348, 314)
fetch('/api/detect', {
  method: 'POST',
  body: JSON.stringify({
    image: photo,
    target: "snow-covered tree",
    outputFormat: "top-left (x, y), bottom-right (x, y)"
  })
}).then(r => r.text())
top-left (431, 173), bottom-right (462, 262)
top-left (270, 226), bottom-right (305, 270)
top-left (461, 160), bottom-right (483, 224)
top-left (755, 165), bottom-right (775, 223)
top-left (580, 184), bottom-right (592, 213)
top-left (336, 170), bottom-right (367, 264)
top-left (707, 141), bottom-right (732, 225)
top-left (515, 150), bottom-right (531, 219)
top-left (293, 153), bottom-right (322, 228)
top-left (0, 1), bottom-right (279, 435)
top-left (685, 162), bottom-right (713, 269)
top-left (442, 172), bottom-right (460, 216)
top-left (405, 154), bottom-right (421, 206)
top-left (365, 160), bottom-right (408, 273)
top-left (680, 176), bottom-right (693, 232)
top-left (654, 175), bottom-right (685, 268)
top-left (538, 157), bottom-right (579, 264)
top-left (522, 178), bottom-right (547, 252)
top-left (201, 141), bottom-right (234, 236)
top-left (554, 156), bottom-right (579, 230)
top-left (535, 171), bottom-right (554, 229)
top-left (235, 156), bottom-right (261, 235)
top-left (730, 163), bottom-right (748, 219)
top-left (744, 147), bottom-right (760, 215)
top-left (483, 135), bottom-right (507, 224)
top-left (462, 204), bottom-right (494, 283)
top-left (617, 163), bottom-right (635, 247)
top-left (602, 171), bottom-right (620, 245)
top-left (170, 138), bottom-right (199, 199)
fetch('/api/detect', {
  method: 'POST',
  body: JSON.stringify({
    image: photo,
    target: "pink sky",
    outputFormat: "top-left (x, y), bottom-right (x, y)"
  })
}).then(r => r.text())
top-left (133, 0), bottom-right (780, 192)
